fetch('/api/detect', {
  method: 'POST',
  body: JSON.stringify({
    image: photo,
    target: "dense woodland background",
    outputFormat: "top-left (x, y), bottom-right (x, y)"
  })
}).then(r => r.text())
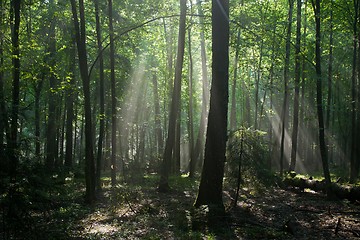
top-left (1, 0), bottom-right (360, 239)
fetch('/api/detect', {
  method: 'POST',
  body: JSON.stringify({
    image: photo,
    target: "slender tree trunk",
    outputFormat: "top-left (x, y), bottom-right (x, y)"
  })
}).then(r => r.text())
top-left (191, 0), bottom-right (209, 175)
top-left (289, 0), bottom-right (302, 171)
top-left (159, 0), bottom-right (186, 192)
top-left (0, 0), bottom-right (9, 168)
top-left (188, 27), bottom-right (195, 177)
top-left (151, 70), bottom-right (163, 156)
top-left (230, 30), bottom-right (241, 131)
top-left (312, 0), bottom-right (331, 187)
top-left (254, 42), bottom-right (263, 130)
top-left (65, 26), bottom-right (76, 169)
top-left (280, 0), bottom-right (294, 176)
top-left (94, 0), bottom-right (105, 190)
top-left (194, 0), bottom-right (229, 210)
top-left (326, 4), bottom-right (333, 129)
top-left (108, 0), bottom-right (117, 186)
top-left (70, 0), bottom-right (96, 203)
top-left (9, 0), bottom-right (21, 180)
top-left (45, 0), bottom-right (58, 170)
top-left (350, 0), bottom-right (359, 183)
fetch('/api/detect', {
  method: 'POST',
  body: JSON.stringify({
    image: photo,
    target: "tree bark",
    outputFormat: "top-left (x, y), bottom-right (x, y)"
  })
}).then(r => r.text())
top-left (65, 25), bottom-right (76, 169)
top-left (159, 0), bottom-right (186, 192)
top-left (70, 0), bottom-right (96, 203)
top-left (45, 0), bottom-right (58, 170)
top-left (108, 0), bottom-right (117, 186)
top-left (350, 0), bottom-right (359, 183)
top-left (289, 0), bottom-right (302, 172)
top-left (194, 0), bottom-right (229, 210)
top-left (9, 0), bottom-right (21, 180)
top-left (94, 0), bottom-right (105, 190)
top-left (311, 0), bottom-right (331, 187)
top-left (280, 0), bottom-right (294, 176)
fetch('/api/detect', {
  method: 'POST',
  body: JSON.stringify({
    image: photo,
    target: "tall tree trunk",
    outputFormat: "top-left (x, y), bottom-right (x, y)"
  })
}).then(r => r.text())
top-left (312, 0), bottom-right (331, 187)
top-left (9, 0), bottom-right (21, 180)
top-left (0, 0), bottom-right (8, 169)
top-left (194, 0), bottom-right (229, 209)
top-left (65, 26), bottom-right (76, 169)
top-left (188, 26), bottom-right (195, 177)
top-left (159, 0), bottom-right (186, 192)
top-left (326, 3), bottom-right (333, 129)
top-left (350, 0), bottom-right (359, 183)
top-left (94, 0), bottom-right (105, 190)
top-left (289, 0), bottom-right (302, 171)
top-left (280, 0), bottom-right (294, 176)
top-left (191, 0), bottom-right (209, 175)
top-left (45, 0), bottom-right (58, 170)
top-left (70, 0), bottom-right (96, 203)
top-left (108, 0), bottom-right (117, 186)
top-left (230, 30), bottom-right (241, 131)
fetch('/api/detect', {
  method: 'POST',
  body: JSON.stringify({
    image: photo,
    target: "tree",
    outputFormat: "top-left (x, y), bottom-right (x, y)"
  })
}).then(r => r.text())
top-left (108, 0), bottom-right (117, 186)
top-left (70, 0), bottom-right (96, 203)
top-left (279, 0), bottom-right (294, 176)
top-left (9, 0), bottom-right (21, 180)
top-left (350, 0), bottom-right (359, 183)
top-left (94, 0), bottom-right (105, 190)
top-left (45, 0), bottom-right (58, 170)
top-left (194, 0), bottom-right (229, 209)
top-left (158, 0), bottom-right (187, 192)
top-left (311, 0), bottom-right (331, 187)
top-left (289, 0), bottom-right (302, 171)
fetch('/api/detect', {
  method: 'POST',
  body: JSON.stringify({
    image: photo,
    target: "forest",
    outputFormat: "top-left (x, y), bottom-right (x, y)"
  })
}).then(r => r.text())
top-left (1, 0), bottom-right (360, 239)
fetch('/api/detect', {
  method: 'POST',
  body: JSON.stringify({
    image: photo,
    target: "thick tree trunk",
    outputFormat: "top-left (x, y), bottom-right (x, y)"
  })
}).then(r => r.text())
top-left (159, 0), bottom-right (186, 192)
top-left (289, 0), bottom-right (302, 172)
top-left (194, 0), bottom-right (229, 209)
top-left (70, 0), bottom-right (96, 203)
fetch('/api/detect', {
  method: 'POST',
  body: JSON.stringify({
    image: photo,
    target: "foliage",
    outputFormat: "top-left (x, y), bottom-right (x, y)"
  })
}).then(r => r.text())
top-left (225, 127), bottom-right (273, 190)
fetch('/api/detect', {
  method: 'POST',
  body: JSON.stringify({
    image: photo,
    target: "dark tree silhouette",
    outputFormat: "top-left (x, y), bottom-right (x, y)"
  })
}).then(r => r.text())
top-left (194, 0), bottom-right (229, 209)
top-left (70, 0), bottom-right (96, 203)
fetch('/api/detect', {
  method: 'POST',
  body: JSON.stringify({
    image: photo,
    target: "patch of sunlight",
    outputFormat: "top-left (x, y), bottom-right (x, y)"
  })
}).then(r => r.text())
top-left (88, 223), bottom-right (117, 235)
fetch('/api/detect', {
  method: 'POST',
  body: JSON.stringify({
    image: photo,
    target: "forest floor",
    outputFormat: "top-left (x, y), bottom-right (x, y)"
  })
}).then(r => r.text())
top-left (2, 174), bottom-right (360, 239)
